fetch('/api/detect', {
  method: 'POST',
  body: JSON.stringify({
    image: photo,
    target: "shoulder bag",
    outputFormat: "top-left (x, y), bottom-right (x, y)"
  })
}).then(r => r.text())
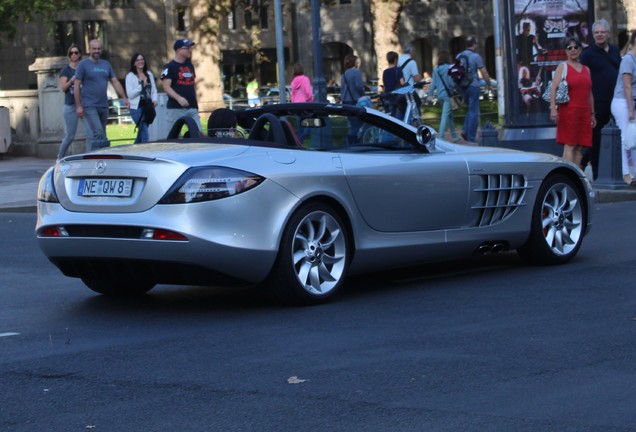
top-left (542, 63), bottom-right (569, 104)
top-left (437, 68), bottom-right (462, 110)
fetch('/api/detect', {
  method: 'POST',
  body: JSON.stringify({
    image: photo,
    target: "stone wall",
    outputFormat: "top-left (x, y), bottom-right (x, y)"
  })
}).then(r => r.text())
top-left (0, 90), bottom-right (40, 156)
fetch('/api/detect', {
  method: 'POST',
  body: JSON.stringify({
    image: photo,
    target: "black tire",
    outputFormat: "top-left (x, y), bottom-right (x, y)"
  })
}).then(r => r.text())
top-left (268, 203), bottom-right (349, 306)
top-left (518, 174), bottom-right (586, 265)
top-left (81, 278), bottom-right (155, 297)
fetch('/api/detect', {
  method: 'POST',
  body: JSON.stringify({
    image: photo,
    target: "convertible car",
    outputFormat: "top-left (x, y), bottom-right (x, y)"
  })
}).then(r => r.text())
top-left (36, 103), bottom-right (594, 305)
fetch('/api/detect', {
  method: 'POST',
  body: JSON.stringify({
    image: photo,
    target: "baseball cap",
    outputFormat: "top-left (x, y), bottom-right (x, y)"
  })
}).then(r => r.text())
top-left (174, 39), bottom-right (195, 50)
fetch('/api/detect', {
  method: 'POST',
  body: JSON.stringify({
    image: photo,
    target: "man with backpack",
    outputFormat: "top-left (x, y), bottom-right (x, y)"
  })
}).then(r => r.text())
top-left (396, 43), bottom-right (423, 119)
top-left (451, 36), bottom-right (492, 143)
top-left (398, 43), bottom-right (422, 86)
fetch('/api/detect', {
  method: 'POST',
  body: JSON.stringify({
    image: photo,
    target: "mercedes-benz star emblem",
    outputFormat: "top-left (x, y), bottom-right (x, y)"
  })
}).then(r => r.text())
top-left (96, 160), bottom-right (107, 173)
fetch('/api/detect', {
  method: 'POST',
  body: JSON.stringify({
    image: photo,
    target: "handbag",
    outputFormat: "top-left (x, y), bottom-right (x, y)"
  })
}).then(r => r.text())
top-left (438, 68), bottom-right (462, 110)
top-left (622, 120), bottom-right (636, 150)
top-left (542, 63), bottom-right (569, 104)
top-left (142, 103), bottom-right (156, 124)
top-left (450, 94), bottom-right (464, 110)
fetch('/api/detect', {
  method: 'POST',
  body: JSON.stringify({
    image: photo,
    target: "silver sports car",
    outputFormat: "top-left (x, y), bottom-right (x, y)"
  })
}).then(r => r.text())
top-left (36, 103), bottom-right (594, 305)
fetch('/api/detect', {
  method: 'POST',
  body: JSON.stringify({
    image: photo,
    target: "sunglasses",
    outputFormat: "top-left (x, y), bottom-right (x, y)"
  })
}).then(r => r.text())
top-left (70, 51), bottom-right (81, 55)
top-left (566, 45), bottom-right (581, 51)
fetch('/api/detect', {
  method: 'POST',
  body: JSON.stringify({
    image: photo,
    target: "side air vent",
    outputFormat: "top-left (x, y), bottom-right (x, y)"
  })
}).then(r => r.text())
top-left (472, 174), bottom-right (530, 227)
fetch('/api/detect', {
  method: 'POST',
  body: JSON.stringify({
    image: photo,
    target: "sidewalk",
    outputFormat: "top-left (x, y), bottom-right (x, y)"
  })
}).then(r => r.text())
top-left (0, 156), bottom-right (55, 212)
top-left (1, 155), bottom-right (635, 213)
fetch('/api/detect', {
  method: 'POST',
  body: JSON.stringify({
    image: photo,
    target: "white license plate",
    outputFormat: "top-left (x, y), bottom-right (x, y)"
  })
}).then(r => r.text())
top-left (79, 178), bottom-right (133, 197)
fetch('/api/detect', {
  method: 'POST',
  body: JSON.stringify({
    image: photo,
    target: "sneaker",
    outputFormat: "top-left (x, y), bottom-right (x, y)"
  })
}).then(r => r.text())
top-left (453, 137), bottom-right (462, 143)
top-left (461, 132), bottom-right (468, 141)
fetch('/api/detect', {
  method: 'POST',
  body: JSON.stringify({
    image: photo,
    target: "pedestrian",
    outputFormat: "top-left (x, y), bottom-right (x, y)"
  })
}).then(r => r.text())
top-left (160, 38), bottom-right (201, 132)
top-left (246, 73), bottom-right (261, 107)
top-left (340, 54), bottom-right (365, 144)
top-left (397, 43), bottom-right (421, 86)
top-left (396, 43), bottom-right (423, 117)
top-left (125, 52), bottom-right (158, 143)
top-left (381, 51), bottom-right (401, 117)
top-left (290, 63), bottom-right (313, 104)
top-left (580, 19), bottom-right (621, 179)
top-left (610, 30), bottom-right (636, 186)
top-left (290, 63), bottom-right (314, 141)
top-left (428, 50), bottom-right (461, 142)
top-left (74, 39), bottom-right (129, 151)
top-left (57, 44), bottom-right (82, 159)
top-left (549, 36), bottom-right (595, 166)
top-left (456, 36), bottom-right (493, 143)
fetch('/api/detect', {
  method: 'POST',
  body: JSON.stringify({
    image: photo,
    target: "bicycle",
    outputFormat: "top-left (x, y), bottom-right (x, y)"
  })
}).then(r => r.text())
top-left (391, 82), bottom-right (424, 128)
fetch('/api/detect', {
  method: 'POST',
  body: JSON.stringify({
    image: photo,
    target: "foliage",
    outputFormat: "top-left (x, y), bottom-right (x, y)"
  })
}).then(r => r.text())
top-left (0, 0), bottom-right (79, 39)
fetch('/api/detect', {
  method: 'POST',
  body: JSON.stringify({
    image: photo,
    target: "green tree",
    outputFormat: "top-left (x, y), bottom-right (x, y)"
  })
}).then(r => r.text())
top-left (0, 0), bottom-right (79, 39)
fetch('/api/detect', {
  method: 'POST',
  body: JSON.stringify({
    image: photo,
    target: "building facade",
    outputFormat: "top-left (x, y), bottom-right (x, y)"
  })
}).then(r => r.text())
top-left (0, 1), bottom-right (506, 95)
top-left (0, 0), bottom-right (629, 154)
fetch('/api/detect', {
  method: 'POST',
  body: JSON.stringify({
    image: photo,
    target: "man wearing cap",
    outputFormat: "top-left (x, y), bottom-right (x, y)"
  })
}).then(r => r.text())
top-left (161, 38), bottom-right (201, 131)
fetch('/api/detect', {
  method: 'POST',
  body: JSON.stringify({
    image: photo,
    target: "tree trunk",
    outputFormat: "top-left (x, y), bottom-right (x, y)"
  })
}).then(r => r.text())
top-left (189, 0), bottom-right (226, 113)
top-left (625, 1), bottom-right (636, 35)
top-left (369, 0), bottom-right (404, 91)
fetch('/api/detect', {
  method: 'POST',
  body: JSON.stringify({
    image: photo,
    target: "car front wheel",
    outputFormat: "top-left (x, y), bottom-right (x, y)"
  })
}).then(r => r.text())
top-left (518, 174), bottom-right (585, 265)
top-left (269, 203), bottom-right (349, 305)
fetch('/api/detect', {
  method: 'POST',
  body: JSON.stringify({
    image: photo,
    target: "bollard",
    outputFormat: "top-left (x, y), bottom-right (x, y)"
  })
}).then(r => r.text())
top-left (594, 119), bottom-right (626, 189)
top-left (479, 121), bottom-right (498, 147)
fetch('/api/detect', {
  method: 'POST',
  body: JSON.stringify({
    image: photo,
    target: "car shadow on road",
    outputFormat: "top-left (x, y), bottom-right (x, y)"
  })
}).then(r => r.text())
top-left (341, 251), bottom-right (527, 300)
top-left (72, 252), bottom-right (531, 314)
top-left (76, 283), bottom-right (283, 314)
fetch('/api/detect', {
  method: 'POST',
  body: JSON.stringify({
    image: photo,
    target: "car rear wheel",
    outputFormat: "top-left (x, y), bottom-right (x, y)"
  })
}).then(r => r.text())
top-left (518, 174), bottom-right (585, 265)
top-left (81, 278), bottom-right (155, 297)
top-left (269, 203), bottom-right (349, 305)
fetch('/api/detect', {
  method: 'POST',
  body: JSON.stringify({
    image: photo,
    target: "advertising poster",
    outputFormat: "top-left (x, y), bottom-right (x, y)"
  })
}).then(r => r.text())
top-left (507, 0), bottom-right (593, 126)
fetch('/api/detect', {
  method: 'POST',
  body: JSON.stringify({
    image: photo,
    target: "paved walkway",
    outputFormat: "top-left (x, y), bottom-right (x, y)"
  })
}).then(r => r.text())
top-left (0, 156), bottom-right (55, 212)
top-left (1, 155), bottom-right (635, 212)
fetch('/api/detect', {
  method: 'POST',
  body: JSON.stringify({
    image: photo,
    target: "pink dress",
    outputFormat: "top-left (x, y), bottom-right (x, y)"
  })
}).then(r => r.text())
top-left (556, 63), bottom-right (593, 147)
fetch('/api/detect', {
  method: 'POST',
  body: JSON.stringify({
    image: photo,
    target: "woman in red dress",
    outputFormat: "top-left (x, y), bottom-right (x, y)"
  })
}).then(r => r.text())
top-left (549, 36), bottom-right (596, 166)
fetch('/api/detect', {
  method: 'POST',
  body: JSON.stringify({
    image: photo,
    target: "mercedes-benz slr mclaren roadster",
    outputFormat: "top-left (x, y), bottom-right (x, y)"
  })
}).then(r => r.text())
top-left (36, 103), bottom-right (594, 305)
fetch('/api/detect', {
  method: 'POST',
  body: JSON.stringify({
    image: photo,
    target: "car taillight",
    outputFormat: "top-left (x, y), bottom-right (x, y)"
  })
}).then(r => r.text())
top-left (159, 167), bottom-right (264, 204)
top-left (37, 167), bottom-right (59, 203)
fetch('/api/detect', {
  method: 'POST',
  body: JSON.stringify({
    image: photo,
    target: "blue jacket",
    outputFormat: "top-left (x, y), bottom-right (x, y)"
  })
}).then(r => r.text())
top-left (340, 68), bottom-right (365, 104)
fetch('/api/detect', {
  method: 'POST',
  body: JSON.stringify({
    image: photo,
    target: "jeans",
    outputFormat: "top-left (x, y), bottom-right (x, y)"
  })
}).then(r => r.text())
top-left (343, 101), bottom-right (362, 144)
top-left (82, 106), bottom-right (109, 151)
top-left (460, 85), bottom-right (481, 142)
top-left (297, 125), bottom-right (310, 142)
top-left (438, 95), bottom-right (458, 140)
top-left (130, 107), bottom-right (149, 143)
top-left (58, 104), bottom-right (79, 159)
top-left (581, 100), bottom-right (611, 179)
top-left (166, 108), bottom-right (202, 135)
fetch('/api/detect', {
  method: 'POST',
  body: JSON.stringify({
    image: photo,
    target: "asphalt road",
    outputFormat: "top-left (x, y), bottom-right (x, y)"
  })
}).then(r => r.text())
top-left (1, 203), bottom-right (636, 431)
